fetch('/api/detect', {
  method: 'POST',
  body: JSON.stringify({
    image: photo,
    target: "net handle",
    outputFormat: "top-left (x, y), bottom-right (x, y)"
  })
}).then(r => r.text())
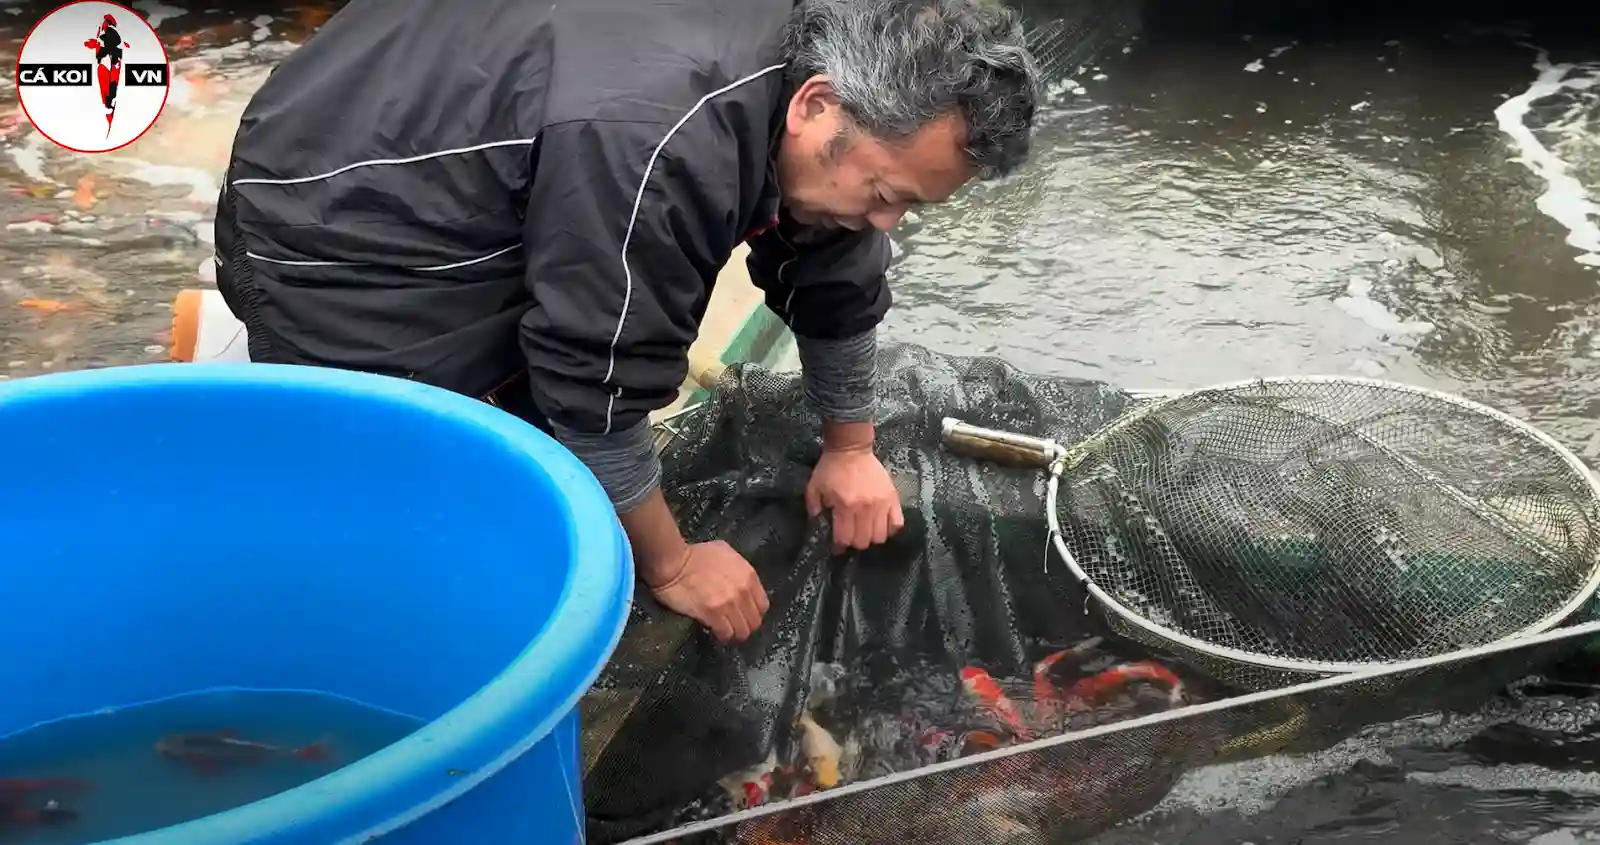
top-left (939, 417), bottom-right (1065, 469)
top-left (938, 418), bottom-right (1090, 591)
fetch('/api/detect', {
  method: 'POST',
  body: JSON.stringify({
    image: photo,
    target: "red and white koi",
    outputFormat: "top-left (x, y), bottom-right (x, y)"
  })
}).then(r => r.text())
top-left (718, 712), bottom-right (848, 811)
top-left (1063, 661), bottom-right (1186, 708)
top-left (719, 752), bottom-right (780, 809)
top-left (961, 639), bottom-right (1188, 748)
top-left (959, 666), bottom-right (1033, 740)
top-left (1031, 637), bottom-right (1102, 707)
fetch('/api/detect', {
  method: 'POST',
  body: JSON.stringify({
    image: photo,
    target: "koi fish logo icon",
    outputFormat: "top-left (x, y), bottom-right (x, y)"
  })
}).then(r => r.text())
top-left (83, 13), bottom-right (126, 136)
top-left (13, 0), bottom-right (171, 154)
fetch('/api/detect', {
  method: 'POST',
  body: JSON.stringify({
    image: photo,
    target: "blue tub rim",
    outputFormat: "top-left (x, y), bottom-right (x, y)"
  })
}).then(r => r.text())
top-left (0, 363), bottom-right (634, 844)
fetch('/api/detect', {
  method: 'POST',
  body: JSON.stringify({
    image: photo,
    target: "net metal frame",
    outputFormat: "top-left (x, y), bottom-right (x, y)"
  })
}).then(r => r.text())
top-left (619, 616), bottom-right (1600, 845)
top-left (942, 374), bottom-right (1600, 680)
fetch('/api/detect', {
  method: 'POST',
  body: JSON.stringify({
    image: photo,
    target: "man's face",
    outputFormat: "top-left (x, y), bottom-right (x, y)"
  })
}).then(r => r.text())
top-left (775, 75), bottom-right (973, 232)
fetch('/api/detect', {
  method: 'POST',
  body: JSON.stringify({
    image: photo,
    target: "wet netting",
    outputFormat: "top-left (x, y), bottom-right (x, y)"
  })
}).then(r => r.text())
top-left (578, 344), bottom-right (1600, 844)
top-left (942, 375), bottom-right (1600, 691)
top-left (1019, 0), bottom-right (1144, 84)
top-left (610, 619), bottom-right (1600, 845)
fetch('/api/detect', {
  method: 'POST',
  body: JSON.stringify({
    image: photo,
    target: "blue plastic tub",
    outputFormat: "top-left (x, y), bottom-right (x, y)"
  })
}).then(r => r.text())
top-left (0, 363), bottom-right (633, 844)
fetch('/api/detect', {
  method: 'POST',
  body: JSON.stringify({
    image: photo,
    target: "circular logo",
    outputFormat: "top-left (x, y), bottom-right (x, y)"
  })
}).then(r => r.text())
top-left (14, 0), bottom-right (170, 154)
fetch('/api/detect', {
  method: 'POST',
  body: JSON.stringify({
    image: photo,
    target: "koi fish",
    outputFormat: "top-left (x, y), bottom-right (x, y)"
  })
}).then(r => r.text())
top-left (959, 666), bottom-right (1032, 740)
top-left (719, 752), bottom-right (779, 809)
top-left (16, 299), bottom-right (73, 314)
top-left (1031, 638), bottom-right (1103, 707)
top-left (957, 729), bottom-right (1008, 755)
top-left (156, 729), bottom-right (329, 772)
top-left (0, 779), bottom-right (90, 794)
top-left (1062, 661), bottom-right (1186, 708)
top-left (797, 711), bottom-right (843, 789)
top-left (0, 797), bottom-right (77, 826)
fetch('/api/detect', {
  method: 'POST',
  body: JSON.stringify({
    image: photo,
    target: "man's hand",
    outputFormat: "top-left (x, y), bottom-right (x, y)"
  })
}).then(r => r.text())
top-left (648, 540), bottom-right (770, 644)
top-left (806, 441), bottom-right (905, 554)
top-left (618, 488), bottom-right (771, 643)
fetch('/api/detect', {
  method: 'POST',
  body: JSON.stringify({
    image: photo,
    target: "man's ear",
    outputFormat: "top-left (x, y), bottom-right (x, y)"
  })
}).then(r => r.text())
top-left (785, 74), bottom-right (838, 134)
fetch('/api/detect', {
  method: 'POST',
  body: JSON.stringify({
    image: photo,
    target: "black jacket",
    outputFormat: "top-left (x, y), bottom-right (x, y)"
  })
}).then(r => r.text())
top-left (215, 0), bottom-right (892, 436)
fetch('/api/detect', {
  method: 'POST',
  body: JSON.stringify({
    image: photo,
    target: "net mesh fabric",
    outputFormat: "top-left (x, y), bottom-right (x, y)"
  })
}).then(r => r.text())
top-left (640, 622), bottom-right (1593, 845)
top-left (577, 344), bottom-right (1600, 844)
top-left (1054, 378), bottom-right (1600, 688)
top-left (1023, 0), bottom-right (1144, 84)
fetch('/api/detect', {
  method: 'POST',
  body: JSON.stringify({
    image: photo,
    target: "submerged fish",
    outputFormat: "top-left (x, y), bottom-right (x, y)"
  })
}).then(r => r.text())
top-left (1031, 638), bottom-right (1104, 708)
top-left (0, 779), bottom-right (89, 795)
top-left (959, 642), bottom-right (1190, 748)
top-left (0, 797), bottom-right (78, 827)
top-left (797, 712), bottom-right (844, 789)
top-left (156, 730), bottom-right (329, 772)
top-left (719, 752), bottom-right (780, 809)
top-left (1062, 661), bottom-right (1186, 708)
top-left (959, 667), bottom-right (1032, 740)
top-left (956, 728), bottom-right (1009, 755)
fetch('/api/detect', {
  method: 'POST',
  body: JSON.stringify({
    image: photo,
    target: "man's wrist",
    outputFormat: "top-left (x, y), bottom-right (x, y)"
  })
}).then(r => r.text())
top-left (822, 419), bottom-right (875, 453)
top-left (616, 486), bottom-right (694, 589)
top-left (545, 410), bottom-right (700, 588)
top-left (640, 542), bottom-right (692, 590)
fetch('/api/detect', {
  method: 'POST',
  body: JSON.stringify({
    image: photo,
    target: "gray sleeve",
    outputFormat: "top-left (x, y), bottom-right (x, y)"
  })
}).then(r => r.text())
top-left (794, 328), bottom-right (878, 424)
top-left (550, 418), bottom-right (662, 513)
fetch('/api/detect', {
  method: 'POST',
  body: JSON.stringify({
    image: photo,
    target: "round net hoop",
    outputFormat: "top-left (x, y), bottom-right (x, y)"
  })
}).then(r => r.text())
top-left (955, 375), bottom-right (1600, 687)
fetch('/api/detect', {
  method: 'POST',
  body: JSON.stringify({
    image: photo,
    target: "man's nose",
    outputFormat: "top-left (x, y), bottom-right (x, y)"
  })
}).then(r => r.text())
top-left (867, 206), bottom-right (908, 231)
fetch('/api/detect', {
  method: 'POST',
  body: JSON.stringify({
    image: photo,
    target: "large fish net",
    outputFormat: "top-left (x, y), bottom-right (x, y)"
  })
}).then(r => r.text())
top-left (578, 344), bottom-right (1600, 844)
top-left (613, 619), bottom-right (1600, 845)
top-left (942, 375), bottom-right (1600, 691)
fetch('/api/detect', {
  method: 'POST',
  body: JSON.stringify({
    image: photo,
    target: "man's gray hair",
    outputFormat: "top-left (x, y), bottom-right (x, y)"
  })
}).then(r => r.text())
top-left (782, 0), bottom-right (1042, 180)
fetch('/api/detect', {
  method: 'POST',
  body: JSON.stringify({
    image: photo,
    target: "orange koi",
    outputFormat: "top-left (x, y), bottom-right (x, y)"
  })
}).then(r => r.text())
top-left (72, 174), bottom-right (96, 209)
top-left (16, 299), bottom-right (72, 314)
top-left (957, 729), bottom-right (1008, 754)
